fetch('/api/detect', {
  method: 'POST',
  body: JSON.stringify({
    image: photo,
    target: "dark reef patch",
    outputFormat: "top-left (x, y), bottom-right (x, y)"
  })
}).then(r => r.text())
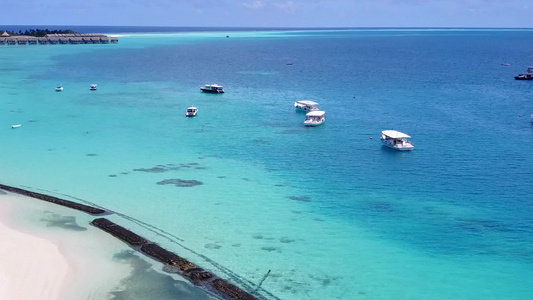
top-left (204, 243), bottom-right (222, 250)
top-left (157, 179), bottom-right (203, 187)
top-left (368, 201), bottom-right (394, 213)
top-left (40, 212), bottom-right (87, 231)
top-left (288, 196), bottom-right (311, 202)
top-left (261, 246), bottom-right (279, 252)
top-left (279, 237), bottom-right (296, 244)
top-left (133, 163), bottom-right (204, 173)
top-left (134, 167), bottom-right (169, 173)
top-left (455, 217), bottom-right (510, 233)
top-left (108, 174), bottom-right (118, 177)
top-left (86, 153), bottom-right (98, 157)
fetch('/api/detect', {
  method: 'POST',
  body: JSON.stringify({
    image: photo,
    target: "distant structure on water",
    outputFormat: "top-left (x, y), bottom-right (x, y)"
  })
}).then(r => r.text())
top-left (0, 31), bottom-right (118, 45)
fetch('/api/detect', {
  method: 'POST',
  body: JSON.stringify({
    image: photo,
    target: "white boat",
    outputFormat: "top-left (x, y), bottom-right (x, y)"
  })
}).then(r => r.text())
top-left (294, 100), bottom-right (319, 112)
top-left (514, 67), bottom-right (533, 80)
top-left (186, 107), bottom-right (198, 117)
top-left (304, 111), bottom-right (325, 127)
top-left (55, 85), bottom-right (64, 92)
top-left (90, 84), bottom-right (98, 91)
top-left (11, 124), bottom-right (21, 129)
top-left (381, 130), bottom-right (414, 151)
top-left (200, 84), bottom-right (224, 93)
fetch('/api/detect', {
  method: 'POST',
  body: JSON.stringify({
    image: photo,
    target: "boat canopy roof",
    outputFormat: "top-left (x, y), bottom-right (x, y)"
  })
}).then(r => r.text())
top-left (187, 106), bottom-right (197, 110)
top-left (296, 100), bottom-right (319, 106)
top-left (204, 84), bottom-right (223, 88)
top-left (382, 130), bottom-right (411, 139)
top-left (306, 110), bottom-right (325, 117)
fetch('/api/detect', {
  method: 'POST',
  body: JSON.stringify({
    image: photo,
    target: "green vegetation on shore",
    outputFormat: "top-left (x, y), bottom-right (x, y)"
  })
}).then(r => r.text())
top-left (1, 29), bottom-right (77, 37)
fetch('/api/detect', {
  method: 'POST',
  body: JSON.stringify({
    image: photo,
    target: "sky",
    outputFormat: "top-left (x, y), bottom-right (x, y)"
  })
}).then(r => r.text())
top-left (0, 0), bottom-right (531, 28)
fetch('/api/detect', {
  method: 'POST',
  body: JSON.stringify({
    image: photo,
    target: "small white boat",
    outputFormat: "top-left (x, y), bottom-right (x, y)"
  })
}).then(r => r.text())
top-left (294, 100), bottom-right (319, 112)
top-left (304, 111), bottom-right (326, 127)
top-left (200, 84), bottom-right (224, 93)
top-left (381, 130), bottom-right (414, 151)
top-left (186, 107), bottom-right (198, 117)
top-left (11, 124), bottom-right (21, 129)
top-left (55, 85), bottom-right (64, 92)
top-left (90, 84), bottom-right (98, 91)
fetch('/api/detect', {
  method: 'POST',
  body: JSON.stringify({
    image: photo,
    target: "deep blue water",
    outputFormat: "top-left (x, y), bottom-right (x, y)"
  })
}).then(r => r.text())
top-left (2, 28), bottom-right (533, 299)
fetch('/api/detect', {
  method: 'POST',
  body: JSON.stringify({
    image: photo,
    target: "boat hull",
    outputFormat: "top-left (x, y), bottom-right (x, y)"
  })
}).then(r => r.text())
top-left (514, 75), bottom-right (533, 80)
top-left (200, 88), bottom-right (224, 93)
top-left (304, 121), bottom-right (325, 127)
top-left (381, 141), bottom-right (414, 151)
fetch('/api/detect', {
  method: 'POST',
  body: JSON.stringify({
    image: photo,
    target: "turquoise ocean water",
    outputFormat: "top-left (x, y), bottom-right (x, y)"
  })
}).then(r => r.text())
top-left (1, 28), bottom-right (533, 299)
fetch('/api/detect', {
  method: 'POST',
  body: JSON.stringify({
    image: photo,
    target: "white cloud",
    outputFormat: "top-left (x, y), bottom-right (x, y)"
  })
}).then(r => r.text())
top-left (242, 1), bottom-right (266, 9)
top-left (274, 1), bottom-right (296, 13)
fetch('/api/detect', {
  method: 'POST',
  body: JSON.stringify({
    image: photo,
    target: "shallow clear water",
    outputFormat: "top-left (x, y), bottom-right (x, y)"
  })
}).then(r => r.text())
top-left (1, 28), bottom-right (533, 299)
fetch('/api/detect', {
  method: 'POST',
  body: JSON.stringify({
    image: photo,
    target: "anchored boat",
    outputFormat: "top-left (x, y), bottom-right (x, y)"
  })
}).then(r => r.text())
top-left (294, 100), bottom-right (319, 112)
top-left (380, 130), bottom-right (414, 151)
top-left (185, 107), bottom-right (198, 117)
top-left (514, 67), bottom-right (533, 80)
top-left (200, 84), bottom-right (224, 93)
top-left (304, 111), bottom-right (326, 127)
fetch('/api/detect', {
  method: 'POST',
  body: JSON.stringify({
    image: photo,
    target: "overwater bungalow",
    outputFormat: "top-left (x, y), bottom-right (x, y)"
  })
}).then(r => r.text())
top-left (2, 32), bottom-right (117, 46)
top-left (6, 37), bottom-right (17, 45)
top-left (16, 37), bottom-right (28, 45)
top-left (69, 37), bottom-right (82, 44)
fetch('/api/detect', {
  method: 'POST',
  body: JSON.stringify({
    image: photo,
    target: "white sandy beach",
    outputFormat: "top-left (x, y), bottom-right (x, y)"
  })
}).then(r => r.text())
top-left (0, 212), bottom-right (69, 299)
top-left (0, 192), bottom-right (133, 300)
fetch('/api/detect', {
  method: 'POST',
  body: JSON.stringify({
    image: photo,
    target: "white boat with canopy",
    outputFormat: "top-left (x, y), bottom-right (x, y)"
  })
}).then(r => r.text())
top-left (90, 84), bottom-right (98, 91)
top-left (304, 111), bottom-right (325, 127)
top-left (294, 100), bottom-right (319, 112)
top-left (185, 106), bottom-right (198, 117)
top-left (381, 130), bottom-right (414, 151)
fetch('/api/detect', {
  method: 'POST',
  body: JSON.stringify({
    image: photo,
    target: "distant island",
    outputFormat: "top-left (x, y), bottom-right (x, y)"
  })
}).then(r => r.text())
top-left (0, 29), bottom-right (118, 45)
top-left (1, 28), bottom-right (77, 37)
